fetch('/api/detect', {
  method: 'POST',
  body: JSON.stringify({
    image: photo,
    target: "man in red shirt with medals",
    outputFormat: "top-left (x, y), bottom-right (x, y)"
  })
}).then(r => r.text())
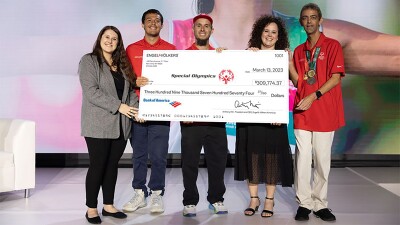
top-left (123, 9), bottom-right (176, 214)
top-left (289, 3), bottom-right (345, 222)
top-left (181, 14), bottom-right (229, 217)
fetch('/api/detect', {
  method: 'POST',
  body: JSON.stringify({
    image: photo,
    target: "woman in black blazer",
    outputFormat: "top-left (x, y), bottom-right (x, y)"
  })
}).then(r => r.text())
top-left (79, 26), bottom-right (139, 224)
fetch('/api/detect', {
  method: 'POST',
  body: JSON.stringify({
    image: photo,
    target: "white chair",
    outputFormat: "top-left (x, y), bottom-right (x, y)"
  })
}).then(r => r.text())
top-left (0, 119), bottom-right (35, 197)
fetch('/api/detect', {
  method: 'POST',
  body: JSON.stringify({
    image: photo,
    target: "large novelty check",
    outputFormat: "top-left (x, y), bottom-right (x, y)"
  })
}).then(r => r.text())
top-left (139, 50), bottom-right (288, 123)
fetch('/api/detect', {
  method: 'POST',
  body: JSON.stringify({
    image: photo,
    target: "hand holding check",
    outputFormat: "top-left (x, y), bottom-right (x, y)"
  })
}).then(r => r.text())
top-left (119, 104), bottom-right (138, 119)
top-left (136, 76), bottom-right (149, 87)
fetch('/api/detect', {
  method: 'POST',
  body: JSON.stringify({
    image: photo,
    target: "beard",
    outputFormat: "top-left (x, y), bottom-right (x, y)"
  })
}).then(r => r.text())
top-left (195, 38), bottom-right (208, 46)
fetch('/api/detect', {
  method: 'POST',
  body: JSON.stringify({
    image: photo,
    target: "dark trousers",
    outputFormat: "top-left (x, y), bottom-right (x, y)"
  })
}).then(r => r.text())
top-left (130, 121), bottom-right (170, 197)
top-left (85, 137), bottom-right (127, 208)
top-left (181, 123), bottom-right (228, 206)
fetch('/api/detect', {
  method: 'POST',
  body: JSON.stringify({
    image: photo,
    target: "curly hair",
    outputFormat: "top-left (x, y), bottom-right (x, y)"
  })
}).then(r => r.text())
top-left (92, 26), bottom-right (136, 84)
top-left (248, 15), bottom-right (289, 50)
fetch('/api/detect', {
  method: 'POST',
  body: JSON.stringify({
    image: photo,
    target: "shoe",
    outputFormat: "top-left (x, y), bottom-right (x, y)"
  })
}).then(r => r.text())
top-left (149, 190), bottom-right (164, 213)
top-left (209, 201), bottom-right (228, 214)
top-left (183, 205), bottom-right (197, 217)
top-left (85, 212), bottom-right (102, 224)
top-left (294, 206), bottom-right (311, 221)
top-left (313, 208), bottom-right (336, 221)
top-left (261, 197), bottom-right (274, 218)
top-left (123, 189), bottom-right (147, 212)
top-left (244, 196), bottom-right (260, 216)
top-left (102, 208), bottom-right (127, 219)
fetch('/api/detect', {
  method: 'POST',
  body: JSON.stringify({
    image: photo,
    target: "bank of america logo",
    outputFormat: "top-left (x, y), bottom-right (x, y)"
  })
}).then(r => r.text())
top-left (170, 101), bottom-right (181, 108)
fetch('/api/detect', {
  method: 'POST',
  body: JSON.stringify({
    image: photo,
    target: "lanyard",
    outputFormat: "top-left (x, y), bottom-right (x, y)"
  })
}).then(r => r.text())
top-left (305, 47), bottom-right (320, 71)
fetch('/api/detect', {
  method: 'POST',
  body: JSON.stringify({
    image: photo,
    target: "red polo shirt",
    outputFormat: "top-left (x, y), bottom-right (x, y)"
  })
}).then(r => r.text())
top-left (293, 33), bottom-right (345, 131)
top-left (126, 37), bottom-right (176, 97)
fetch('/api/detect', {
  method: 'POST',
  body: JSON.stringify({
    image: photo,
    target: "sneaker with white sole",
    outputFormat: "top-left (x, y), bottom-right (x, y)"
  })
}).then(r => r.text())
top-left (183, 205), bottom-right (196, 217)
top-left (209, 201), bottom-right (228, 214)
top-left (149, 190), bottom-right (164, 213)
top-left (122, 189), bottom-right (147, 212)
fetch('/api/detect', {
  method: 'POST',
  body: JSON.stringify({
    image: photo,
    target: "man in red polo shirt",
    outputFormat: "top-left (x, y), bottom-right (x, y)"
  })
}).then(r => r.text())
top-left (289, 3), bottom-right (345, 222)
top-left (123, 9), bottom-right (176, 214)
top-left (181, 14), bottom-right (229, 217)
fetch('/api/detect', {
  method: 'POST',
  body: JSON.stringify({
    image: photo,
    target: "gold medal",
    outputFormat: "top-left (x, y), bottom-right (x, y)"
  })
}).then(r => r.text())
top-left (307, 69), bottom-right (316, 78)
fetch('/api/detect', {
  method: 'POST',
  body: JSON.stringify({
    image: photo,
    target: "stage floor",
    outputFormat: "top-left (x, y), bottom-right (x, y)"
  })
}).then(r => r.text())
top-left (0, 167), bottom-right (399, 225)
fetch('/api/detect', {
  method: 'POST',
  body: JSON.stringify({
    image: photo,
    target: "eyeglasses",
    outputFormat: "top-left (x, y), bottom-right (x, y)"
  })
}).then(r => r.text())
top-left (300, 15), bottom-right (319, 21)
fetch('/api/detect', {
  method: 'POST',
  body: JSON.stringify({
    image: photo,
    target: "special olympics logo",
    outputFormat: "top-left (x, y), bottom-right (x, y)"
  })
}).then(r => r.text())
top-left (319, 52), bottom-right (325, 60)
top-left (219, 69), bottom-right (234, 84)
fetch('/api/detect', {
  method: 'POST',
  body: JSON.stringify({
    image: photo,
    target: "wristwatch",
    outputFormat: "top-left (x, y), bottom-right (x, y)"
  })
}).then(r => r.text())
top-left (315, 90), bottom-right (322, 100)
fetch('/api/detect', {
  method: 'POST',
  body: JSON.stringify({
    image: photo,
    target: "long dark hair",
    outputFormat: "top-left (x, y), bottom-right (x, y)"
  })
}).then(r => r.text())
top-left (92, 26), bottom-right (136, 84)
top-left (248, 15), bottom-right (289, 50)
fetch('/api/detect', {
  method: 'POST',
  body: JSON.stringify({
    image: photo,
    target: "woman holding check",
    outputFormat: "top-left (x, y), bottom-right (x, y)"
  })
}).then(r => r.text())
top-left (234, 15), bottom-right (293, 218)
top-left (79, 26), bottom-right (140, 224)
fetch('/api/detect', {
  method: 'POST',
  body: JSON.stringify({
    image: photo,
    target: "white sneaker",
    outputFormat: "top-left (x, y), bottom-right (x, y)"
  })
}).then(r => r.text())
top-left (209, 201), bottom-right (228, 214)
top-left (123, 189), bottom-right (147, 212)
top-left (149, 190), bottom-right (164, 213)
top-left (183, 205), bottom-right (196, 217)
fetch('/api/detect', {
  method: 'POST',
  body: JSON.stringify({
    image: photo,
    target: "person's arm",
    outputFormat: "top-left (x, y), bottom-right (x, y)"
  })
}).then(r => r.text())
top-left (324, 19), bottom-right (400, 76)
top-left (127, 86), bottom-right (144, 122)
top-left (295, 73), bottom-right (341, 111)
top-left (288, 50), bottom-right (299, 87)
top-left (289, 62), bottom-right (299, 87)
top-left (128, 86), bottom-right (139, 108)
top-left (79, 55), bottom-right (121, 114)
top-left (136, 76), bottom-right (149, 87)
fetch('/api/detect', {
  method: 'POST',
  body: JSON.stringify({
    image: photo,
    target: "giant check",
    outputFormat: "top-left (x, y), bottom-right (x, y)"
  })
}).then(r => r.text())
top-left (139, 50), bottom-right (288, 123)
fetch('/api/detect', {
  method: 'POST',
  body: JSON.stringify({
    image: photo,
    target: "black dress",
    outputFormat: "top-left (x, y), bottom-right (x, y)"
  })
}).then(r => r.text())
top-left (234, 123), bottom-right (293, 186)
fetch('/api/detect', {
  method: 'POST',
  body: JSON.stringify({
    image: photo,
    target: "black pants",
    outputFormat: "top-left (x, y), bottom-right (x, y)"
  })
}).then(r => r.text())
top-left (85, 136), bottom-right (127, 208)
top-left (181, 123), bottom-right (228, 206)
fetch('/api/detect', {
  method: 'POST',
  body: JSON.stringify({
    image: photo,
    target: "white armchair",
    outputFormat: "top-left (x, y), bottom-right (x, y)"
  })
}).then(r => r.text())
top-left (0, 119), bottom-right (35, 197)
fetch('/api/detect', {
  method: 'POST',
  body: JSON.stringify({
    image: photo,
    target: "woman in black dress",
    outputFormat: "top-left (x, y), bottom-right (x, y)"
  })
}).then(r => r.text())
top-left (234, 15), bottom-right (293, 218)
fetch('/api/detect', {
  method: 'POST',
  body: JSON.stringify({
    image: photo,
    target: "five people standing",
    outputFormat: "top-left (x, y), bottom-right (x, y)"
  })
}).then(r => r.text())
top-left (79, 3), bottom-right (345, 223)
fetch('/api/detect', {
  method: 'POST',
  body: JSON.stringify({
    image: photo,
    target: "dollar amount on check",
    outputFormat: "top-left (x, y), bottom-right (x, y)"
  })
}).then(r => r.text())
top-left (139, 50), bottom-right (289, 123)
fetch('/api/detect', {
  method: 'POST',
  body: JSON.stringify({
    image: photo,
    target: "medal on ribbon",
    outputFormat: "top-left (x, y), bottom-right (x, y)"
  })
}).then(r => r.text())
top-left (306, 69), bottom-right (316, 84)
top-left (307, 76), bottom-right (316, 85)
top-left (307, 69), bottom-right (316, 78)
top-left (304, 47), bottom-right (320, 85)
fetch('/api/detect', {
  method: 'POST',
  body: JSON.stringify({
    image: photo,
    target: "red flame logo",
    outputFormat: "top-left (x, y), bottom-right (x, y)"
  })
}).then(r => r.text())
top-left (219, 69), bottom-right (234, 84)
